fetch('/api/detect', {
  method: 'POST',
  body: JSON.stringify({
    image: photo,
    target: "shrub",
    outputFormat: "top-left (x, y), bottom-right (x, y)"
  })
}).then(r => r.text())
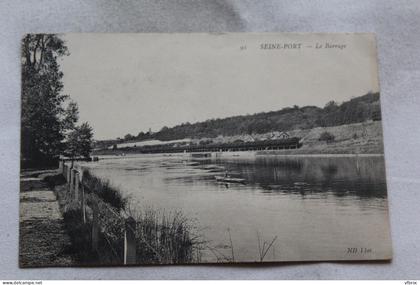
top-left (62, 206), bottom-right (98, 263)
top-left (43, 173), bottom-right (66, 188)
top-left (53, 182), bottom-right (99, 264)
top-left (319, 131), bottom-right (335, 143)
top-left (199, 139), bottom-right (212, 145)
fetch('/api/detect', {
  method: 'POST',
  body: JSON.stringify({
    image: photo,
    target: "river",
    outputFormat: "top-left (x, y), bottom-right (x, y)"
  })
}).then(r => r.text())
top-left (80, 153), bottom-right (392, 262)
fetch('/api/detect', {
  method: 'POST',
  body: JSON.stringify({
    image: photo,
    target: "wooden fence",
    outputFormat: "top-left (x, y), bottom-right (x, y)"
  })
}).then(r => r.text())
top-left (59, 161), bottom-right (137, 265)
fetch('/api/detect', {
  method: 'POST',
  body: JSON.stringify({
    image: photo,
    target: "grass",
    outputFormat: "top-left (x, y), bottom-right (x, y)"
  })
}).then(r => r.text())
top-left (52, 178), bottom-right (99, 264)
top-left (205, 229), bottom-right (278, 263)
top-left (53, 169), bottom-right (202, 265)
top-left (52, 172), bottom-right (126, 265)
top-left (61, 206), bottom-right (99, 263)
top-left (82, 169), bottom-right (127, 211)
top-left (53, 168), bottom-right (282, 264)
top-left (128, 206), bottom-right (203, 264)
top-left (81, 169), bottom-right (203, 264)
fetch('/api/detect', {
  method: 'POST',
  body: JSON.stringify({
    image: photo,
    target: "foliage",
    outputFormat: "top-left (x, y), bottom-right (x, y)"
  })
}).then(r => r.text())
top-left (54, 180), bottom-right (103, 264)
top-left (109, 92), bottom-right (381, 146)
top-left (124, 133), bottom-right (135, 141)
top-left (21, 34), bottom-right (75, 167)
top-left (82, 169), bottom-right (127, 211)
top-left (319, 131), bottom-right (335, 143)
top-left (372, 108), bottom-right (382, 121)
top-left (62, 101), bottom-right (79, 131)
top-left (66, 122), bottom-right (94, 159)
top-left (61, 206), bottom-right (98, 263)
top-left (66, 170), bottom-right (201, 264)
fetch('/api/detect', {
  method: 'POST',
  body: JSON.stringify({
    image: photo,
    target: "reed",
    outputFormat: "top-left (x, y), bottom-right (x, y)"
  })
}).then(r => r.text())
top-left (50, 168), bottom-right (203, 264)
top-left (257, 231), bottom-right (278, 262)
top-left (128, 206), bottom-right (203, 264)
top-left (82, 169), bottom-right (127, 211)
top-left (81, 170), bottom-right (202, 264)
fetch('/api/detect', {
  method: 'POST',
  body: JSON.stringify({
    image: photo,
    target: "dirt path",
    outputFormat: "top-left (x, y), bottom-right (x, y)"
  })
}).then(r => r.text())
top-left (19, 170), bottom-right (74, 267)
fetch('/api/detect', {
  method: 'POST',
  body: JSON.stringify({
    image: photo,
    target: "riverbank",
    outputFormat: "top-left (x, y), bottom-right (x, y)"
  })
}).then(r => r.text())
top-left (214, 120), bottom-right (384, 155)
top-left (19, 170), bottom-right (74, 267)
top-left (94, 121), bottom-right (384, 156)
top-left (55, 165), bottom-right (203, 265)
top-left (271, 121), bottom-right (383, 155)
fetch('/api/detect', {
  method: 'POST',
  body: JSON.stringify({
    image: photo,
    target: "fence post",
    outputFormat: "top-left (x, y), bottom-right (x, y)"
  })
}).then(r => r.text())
top-left (59, 160), bottom-right (64, 173)
top-left (67, 165), bottom-right (71, 183)
top-left (69, 169), bottom-right (75, 194)
top-left (81, 181), bottom-right (86, 223)
top-left (124, 216), bottom-right (137, 265)
top-left (91, 200), bottom-right (99, 252)
top-left (74, 171), bottom-right (80, 202)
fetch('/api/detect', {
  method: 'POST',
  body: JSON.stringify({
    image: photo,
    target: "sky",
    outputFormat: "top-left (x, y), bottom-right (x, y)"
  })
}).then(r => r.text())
top-left (60, 33), bottom-right (379, 140)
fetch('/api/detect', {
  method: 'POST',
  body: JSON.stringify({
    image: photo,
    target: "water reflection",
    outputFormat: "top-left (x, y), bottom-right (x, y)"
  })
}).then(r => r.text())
top-left (83, 154), bottom-right (390, 262)
top-left (187, 155), bottom-right (387, 199)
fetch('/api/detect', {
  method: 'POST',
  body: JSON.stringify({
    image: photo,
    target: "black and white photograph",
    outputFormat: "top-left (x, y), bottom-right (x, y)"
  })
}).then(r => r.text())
top-left (19, 33), bottom-right (392, 267)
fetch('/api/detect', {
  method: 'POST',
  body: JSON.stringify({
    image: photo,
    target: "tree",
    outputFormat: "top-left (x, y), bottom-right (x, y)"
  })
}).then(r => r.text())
top-left (124, 133), bottom-right (134, 141)
top-left (372, 108), bottom-right (382, 121)
top-left (66, 122), bottom-right (94, 159)
top-left (62, 101), bottom-right (79, 131)
top-left (21, 34), bottom-right (74, 167)
top-left (324, 100), bottom-right (338, 112)
top-left (160, 126), bottom-right (169, 132)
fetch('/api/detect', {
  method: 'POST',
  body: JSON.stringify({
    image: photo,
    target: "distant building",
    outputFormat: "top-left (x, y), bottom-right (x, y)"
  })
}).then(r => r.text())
top-left (278, 131), bottom-right (290, 139)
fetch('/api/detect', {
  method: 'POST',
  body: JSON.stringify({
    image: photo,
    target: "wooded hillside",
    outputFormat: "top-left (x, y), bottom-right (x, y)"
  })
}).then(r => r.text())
top-left (151, 92), bottom-right (380, 141)
top-left (96, 92), bottom-right (381, 148)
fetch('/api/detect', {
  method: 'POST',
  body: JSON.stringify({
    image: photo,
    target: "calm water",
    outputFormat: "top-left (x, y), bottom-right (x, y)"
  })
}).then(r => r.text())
top-left (80, 153), bottom-right (392, 262)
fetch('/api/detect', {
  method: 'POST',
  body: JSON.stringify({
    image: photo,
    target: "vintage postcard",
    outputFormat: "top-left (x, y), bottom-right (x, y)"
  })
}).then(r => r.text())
top-left (20, 33), bottom-right (392, 266)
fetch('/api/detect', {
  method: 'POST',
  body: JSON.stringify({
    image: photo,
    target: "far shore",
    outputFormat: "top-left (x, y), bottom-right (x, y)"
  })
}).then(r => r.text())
top-left (93, 121), bottom-right (384, 160)
top-left (88, 151), bottom-right (384, 162)
top-left (255, 152), bottom-right (384, 157)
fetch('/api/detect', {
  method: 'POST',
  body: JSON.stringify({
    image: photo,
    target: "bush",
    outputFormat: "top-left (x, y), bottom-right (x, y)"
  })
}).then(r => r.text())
top-left (53, 181), bottom-right (98, 264)
top-left (199, 139), bottom-right (213, 145)
top-left (62, 207), bottom-right (98, 263)
top-left (319, 131), bottom-right (335, 143)
top-left (43, 173), bottom-right (66, 188)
